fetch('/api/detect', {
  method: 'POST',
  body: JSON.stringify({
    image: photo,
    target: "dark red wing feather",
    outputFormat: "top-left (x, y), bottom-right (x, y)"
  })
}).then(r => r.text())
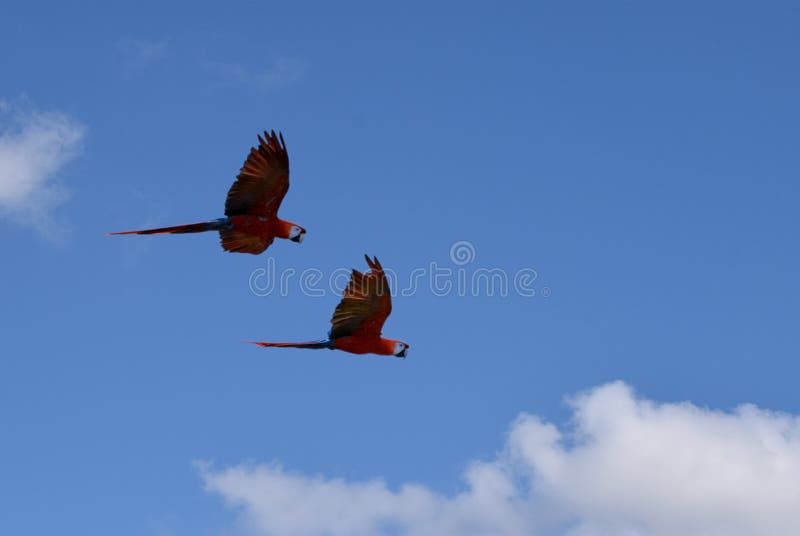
top-left (219, 230), bottom-right (274, 254)
top-left (329, 256), bottom-right (392, 339)
top-left (224, 131), bottom-right (290, 218)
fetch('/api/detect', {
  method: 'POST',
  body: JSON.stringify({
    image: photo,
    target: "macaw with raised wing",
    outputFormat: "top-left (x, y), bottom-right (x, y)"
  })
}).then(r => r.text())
top-left (248, 255), bottom-right (409, 358)
top-left (108, 130), bottom-right (305, 254)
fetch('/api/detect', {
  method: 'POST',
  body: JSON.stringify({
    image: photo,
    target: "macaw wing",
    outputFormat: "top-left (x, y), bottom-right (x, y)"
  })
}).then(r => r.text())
top-left (219, 229), bottom-right (274, 254)
top-left (224, 130), bottom-right (290, 218)
top-left (329, 255), bottom-right (392, 339)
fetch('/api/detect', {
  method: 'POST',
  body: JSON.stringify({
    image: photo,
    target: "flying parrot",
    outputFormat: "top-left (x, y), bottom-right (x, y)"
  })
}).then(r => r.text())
top-left (108, 130), bottom-right (305, 254)
top-left (248, 255), bottom-right (410, 358)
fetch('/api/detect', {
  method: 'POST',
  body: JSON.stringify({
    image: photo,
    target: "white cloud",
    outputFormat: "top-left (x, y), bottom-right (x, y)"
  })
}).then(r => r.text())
top-left (200, 382), bottom-right (800, 536)
top-left (0, 101), bottom-right (85, 237)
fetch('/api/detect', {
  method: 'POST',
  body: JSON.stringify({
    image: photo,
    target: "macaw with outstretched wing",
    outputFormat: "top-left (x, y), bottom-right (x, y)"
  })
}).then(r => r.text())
top-left (108, 130), bottom-right (305, 254)
top-left (248, 255), bottom-right (410, 358)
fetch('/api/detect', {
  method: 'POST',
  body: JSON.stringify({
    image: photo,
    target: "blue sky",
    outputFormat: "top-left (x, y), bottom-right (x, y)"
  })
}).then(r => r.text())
top-left (2, 2), bottom-right (799, 535)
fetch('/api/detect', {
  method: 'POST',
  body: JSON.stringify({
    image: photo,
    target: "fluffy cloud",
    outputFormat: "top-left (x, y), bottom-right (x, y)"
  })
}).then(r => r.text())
top-left (0, 101), bottom-right (85, 237)
top-left (200, 382), bottom-right (800, 536)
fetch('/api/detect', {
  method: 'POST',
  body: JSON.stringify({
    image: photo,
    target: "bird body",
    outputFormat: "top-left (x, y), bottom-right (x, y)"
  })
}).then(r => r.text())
top-left (331, 335), bottom-right (400, 356)
top-left (219, 215), bottom-right (302, 254)
top-left (108, 131), bottom-right (305, 254)
top-left (248, 256), bottom-right (409, 358)
top-left (251, 336), bottom-right (400, 356)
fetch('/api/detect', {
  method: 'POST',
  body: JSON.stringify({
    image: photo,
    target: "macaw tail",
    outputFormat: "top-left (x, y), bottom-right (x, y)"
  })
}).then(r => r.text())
top-left (106, 219), bottom-right (228, 236)
top-left (245, 340), bottom-right (333, 350)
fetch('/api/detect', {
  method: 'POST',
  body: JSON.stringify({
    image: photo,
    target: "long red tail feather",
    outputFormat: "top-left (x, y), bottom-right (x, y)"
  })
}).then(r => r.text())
top-left (106, 220), bottom-right (224, 236)
top-left (245, 340), bottom-right (332, 350)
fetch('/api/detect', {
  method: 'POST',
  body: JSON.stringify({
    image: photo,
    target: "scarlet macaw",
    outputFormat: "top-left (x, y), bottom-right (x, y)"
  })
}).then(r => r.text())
top-left (248, 255), bottom-right (410, 358)
top-left (108, 130), bottom-right (305, 254)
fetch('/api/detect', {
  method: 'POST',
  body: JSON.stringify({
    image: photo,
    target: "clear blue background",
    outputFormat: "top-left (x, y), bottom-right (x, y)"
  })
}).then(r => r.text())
top-left (1, 2), bottom-right (798, 534)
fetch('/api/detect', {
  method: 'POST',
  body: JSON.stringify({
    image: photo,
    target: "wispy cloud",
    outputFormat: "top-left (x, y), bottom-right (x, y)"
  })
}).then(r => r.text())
top-left (0, 101), bottom-right (85, 238)
top-left (204, 56), bottom-right (306, 91)
top-left (200, 381), bottom-right (800, 536)
top-left (114, 37), bottom-right (305, 91)
top-left (115, 38), bottom-right (170, 76)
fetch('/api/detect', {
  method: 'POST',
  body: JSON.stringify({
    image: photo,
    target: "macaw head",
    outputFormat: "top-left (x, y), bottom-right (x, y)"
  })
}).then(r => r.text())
top-left (288, 224), bottom-right (306, 243)
top-left (392, 341), bottom-right (410, 358)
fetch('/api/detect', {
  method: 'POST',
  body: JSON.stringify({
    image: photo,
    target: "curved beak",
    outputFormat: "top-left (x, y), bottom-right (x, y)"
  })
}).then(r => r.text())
top-left (290, 231), bottom-right (305, 243)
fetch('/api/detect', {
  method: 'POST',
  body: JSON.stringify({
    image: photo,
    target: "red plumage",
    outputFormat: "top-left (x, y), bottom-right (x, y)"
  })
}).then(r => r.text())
top-left (248, 256), bottom-right (409, 358)
top-left (108, 130), bottom-right (305, 254)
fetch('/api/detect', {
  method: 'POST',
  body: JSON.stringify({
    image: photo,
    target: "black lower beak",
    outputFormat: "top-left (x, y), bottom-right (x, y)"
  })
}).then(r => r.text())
top-left (397, 349), bottom-right (407, 358)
